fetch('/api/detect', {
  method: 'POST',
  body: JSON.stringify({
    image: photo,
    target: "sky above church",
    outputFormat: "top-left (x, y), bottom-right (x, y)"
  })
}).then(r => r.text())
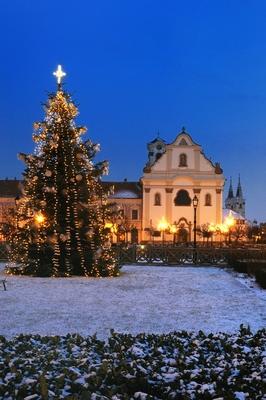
top-left (1, 0), bottom-right (266, 221)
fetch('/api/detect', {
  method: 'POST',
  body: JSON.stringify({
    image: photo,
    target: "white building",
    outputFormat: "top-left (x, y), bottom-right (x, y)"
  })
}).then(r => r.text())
top-left (141, 128), bottom-right (225, 242)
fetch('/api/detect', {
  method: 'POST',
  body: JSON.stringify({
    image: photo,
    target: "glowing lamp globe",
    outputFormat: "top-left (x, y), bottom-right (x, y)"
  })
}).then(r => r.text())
top-left (225, 213), bottom-right (235, 228)
top-left (157, 217), bottom-right (169, 232)
top-left (34, 212), bottom-right (46, 226)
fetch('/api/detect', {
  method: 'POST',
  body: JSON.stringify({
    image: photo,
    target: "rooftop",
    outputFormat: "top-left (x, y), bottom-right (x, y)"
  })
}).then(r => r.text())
top-left (0, 179), bottom-right (21, 198)
top-left (102, 181), bottom-right (142, 199)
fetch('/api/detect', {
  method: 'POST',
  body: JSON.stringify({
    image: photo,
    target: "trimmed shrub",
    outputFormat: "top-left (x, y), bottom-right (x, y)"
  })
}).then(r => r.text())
top-left (255, 268), bottom-right (266, 289)
top-left (227, 254), bottom-right (266, 289)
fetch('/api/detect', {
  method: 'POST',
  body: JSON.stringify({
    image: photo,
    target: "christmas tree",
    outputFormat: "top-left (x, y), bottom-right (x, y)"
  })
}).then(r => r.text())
top-left (7, 66), bottom-right (119, 277)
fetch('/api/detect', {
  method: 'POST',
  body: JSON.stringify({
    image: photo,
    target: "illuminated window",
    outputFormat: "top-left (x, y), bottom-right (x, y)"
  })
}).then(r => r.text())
top-left (179, 153), bottom-right (187, 167)
top-left (132, 209), bottom-right (138, 220)
top-left (154, 193), bottom-right (161, 206)
top-left (205, 193), bottom-right (212, 206)
top-left (174, 190), bottom-right (191, 206)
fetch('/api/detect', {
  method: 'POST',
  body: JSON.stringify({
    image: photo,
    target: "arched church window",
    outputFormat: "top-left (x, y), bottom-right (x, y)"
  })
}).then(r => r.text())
top-left (154, 193), bottom-right (161, 206)
top-left (174, 190), bottom-right (191, 206)
top-left (205, 193), bottom-right (212, 206)
top-left (179, 153), bottom-right (187, 167)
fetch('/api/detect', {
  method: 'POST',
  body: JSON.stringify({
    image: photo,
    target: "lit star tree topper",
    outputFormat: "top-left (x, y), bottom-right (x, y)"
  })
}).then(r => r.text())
top-left (53, 65), bottom-right (66, 89)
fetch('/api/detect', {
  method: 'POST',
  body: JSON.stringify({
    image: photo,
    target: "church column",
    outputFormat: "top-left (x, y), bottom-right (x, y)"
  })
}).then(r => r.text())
top-left (193, 188), bottom-right (201, 225)
top-left (143, 188), bottom-right (151, 240)
top-left (216, 189), bottom-right (222, 224)
top-left (165, 188), bottom-right (173, 224)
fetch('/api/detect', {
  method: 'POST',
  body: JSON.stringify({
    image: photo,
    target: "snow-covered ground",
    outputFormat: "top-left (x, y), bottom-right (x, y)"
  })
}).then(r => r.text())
top-left (0, 264), bottom-right (265, 338)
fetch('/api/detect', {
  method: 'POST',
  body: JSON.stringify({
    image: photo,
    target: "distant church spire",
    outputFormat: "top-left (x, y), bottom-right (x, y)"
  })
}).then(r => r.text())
top-left (236, 174), bottom-right (243, 198)
top-left (227, 177), bottom-right (234, 199)
top-left (225, 175), bottom-right (245, 218)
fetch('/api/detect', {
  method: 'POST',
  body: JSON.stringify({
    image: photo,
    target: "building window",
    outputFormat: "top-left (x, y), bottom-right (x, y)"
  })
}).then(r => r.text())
top-left (154, 193), bottom-right (161, 206)
top-left (179, 153), bottom-right (187, 167)
top-left (174, 190), bottom-right (191, 206)
top-left (205, 193), bottom-right (212, 206)
top-left (131, 209), bottom-right (138, 220)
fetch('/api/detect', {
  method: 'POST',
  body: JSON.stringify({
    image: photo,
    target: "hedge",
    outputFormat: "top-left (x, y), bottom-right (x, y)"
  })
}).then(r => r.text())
top-left (0, 326), bottom-right (265, 399)
top-left (227, 257), bottom-right (266, 289)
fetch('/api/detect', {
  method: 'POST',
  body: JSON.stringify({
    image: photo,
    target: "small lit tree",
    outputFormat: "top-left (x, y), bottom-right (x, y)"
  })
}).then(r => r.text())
top-left (230, 223), bottom-right (248, 243)
top-left (197, 224), bottom-right (213, 245)
top-left (7, 66), bottom-right (119, 277)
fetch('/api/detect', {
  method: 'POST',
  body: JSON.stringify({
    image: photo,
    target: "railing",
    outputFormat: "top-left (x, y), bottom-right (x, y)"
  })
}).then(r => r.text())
top-left (115, 244), bottom-right (266, 266)
top-left (1, 242), bottom-right (266, 266)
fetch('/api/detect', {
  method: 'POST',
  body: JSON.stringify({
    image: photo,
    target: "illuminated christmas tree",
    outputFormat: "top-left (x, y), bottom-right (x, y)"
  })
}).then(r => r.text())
top-left (8, 66), bottom-right (119, 277)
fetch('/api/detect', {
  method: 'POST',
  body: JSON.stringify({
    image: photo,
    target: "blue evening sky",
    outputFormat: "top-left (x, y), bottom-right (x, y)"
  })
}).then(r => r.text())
top-left (1, 0), bottom-right (266, 221)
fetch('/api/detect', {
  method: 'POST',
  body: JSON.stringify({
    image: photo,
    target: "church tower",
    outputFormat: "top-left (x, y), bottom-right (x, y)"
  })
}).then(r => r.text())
top-left (225, 177), bottom-right (234, 210)
top-left (234, 175), bottom-right (245, 217)
top-left (146, 133), bottom-right (166, 166)
top-left (225, 175), bottom-right (245, 218)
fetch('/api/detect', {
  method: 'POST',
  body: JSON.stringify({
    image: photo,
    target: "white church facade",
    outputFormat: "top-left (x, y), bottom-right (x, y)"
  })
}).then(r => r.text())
top-left (141, 129), bottom-right (224, 242)
top-left (104, 128), bottom-right (226, 243)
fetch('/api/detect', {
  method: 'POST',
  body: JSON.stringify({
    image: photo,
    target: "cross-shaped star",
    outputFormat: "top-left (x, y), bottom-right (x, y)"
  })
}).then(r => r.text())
top-left (53, 65), bottom-right (66, 84)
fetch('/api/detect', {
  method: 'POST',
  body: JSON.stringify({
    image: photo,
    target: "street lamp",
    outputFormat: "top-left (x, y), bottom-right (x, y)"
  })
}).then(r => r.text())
top-left (224, 212), bottom-right (235, 244)
top-left (104, 221), bottom-right (117, 243)
top-left (192, 195), bottom-right (199, 262)
top-left (169, 224), bottom-right (177, 244)
top-left (157, 217), bottom-right (169, 245)
top-left (34, 211), bottom-right (46, 227)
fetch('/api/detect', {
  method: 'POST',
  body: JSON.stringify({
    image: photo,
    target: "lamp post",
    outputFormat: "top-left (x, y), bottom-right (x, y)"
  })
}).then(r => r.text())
top-left (157, 217), bottom-right (169, 245)
top-left (224, 212), bottom-right (235, 245)
top-left (104, 222), bottom-right (117, 243)
top-left (169, 224), bottom-right (177, 244)
top-left (192, 195), bottom-right (199, 263)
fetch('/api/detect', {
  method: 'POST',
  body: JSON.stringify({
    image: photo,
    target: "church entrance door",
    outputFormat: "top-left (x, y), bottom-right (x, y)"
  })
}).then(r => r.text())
top-left (174, 218), bottom-right (192, 243)
top-left (177, 227), bottom-right (188, 243)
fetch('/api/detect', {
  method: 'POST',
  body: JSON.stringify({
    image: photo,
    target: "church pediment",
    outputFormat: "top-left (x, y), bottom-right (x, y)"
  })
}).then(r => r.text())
top-left (172, 131), bottom-right (200, 147)
top-left (142, 129), bottom-right (224, 183)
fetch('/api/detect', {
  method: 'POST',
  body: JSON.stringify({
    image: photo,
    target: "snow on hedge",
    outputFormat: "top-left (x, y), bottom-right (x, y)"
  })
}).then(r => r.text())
top-left (0, 327), bottom-right (265, 399)
top-left (0, 265), bottom-right (265, 338)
